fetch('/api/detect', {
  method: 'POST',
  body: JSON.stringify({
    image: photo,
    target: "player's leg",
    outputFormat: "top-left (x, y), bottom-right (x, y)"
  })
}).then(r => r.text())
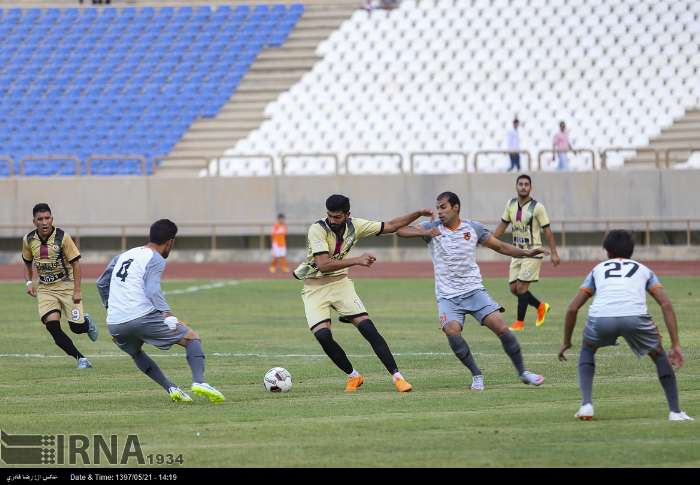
top-left (42, 310), bottom-right (86, 362)
top-left (647, 346), bottom-right (684, 414)
top-left (348, 314), bottom-right (411, 392)
top-left (482, 310), bottom-right (544, 385)
top-left (623, 316), bottom-right (693, 420)
top-left (337, 279), bottom-right (411, 392)
top-left (176, 325), bottom-right (225, 402)
top-left (304, 283), bottom-right (360, 390)
top-left (279, 246), bottom-right (289, 273)
top-left (62, 291), bottom-right (98, 342)
top-left (576, 341), bottom-right (597, 419)
top-left (439, 297), bottom-right (483, 387)
top-left (508, 260), bottom-right (525, 330)
top-left (109, 319), bottom-right (183, 399)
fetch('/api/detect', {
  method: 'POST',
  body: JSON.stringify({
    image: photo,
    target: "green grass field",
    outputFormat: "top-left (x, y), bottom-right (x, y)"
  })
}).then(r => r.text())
top-left (1, 276), bottom-right (698, 467)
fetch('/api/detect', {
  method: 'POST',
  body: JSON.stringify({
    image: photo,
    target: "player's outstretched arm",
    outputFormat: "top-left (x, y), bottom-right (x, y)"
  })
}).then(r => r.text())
top-left (482, 235), bottom-right (550, 258)
top-left (96, 256), bottom-right (118, 308)
top-left (492, 220), bottom-right (509, 238)
top-left (314, 252), bottom-right (376, 273)
top-left (559, 290), bottom-right (590, 361)
top-left (381, 209), bottom-right (433, 234)
top-left (396, 225), bottom-right (439, 239)
top-left (649, 286), bottom-right (684, 369)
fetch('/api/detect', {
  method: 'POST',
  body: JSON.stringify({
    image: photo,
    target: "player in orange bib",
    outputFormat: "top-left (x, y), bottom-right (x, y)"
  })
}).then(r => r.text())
top-left (269, 213), bottom-right (289, 273)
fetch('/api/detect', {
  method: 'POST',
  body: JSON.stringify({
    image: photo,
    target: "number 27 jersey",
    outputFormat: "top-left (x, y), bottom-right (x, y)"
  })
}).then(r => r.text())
top-left (581, 258), bottom-right (662, 318)
top-left (107, 246), bottom-right (167, 324)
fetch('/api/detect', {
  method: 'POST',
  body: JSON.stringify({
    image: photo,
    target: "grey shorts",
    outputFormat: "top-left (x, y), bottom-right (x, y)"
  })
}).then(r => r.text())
top-left (437, 289), bottom-right (504, 328)
top-left (108, 311), bottom-right (188, 356)
top-left (583, 315), bottom-right (661, 357)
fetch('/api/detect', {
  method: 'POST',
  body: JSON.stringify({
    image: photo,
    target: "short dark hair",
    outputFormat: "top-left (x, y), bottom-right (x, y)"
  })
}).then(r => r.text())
top-left (516, 174), bottom-right (531, 185)
top-left (32, 203), bottom-right (51, 217)
top-left (437, 191), bottom-right (460, 208)
top-left (603, 230), bottom-right (635, 259)
top-left (149, 219), bottom-right (178, 245)
top-left (326, 194), bottom-right (350, 213)
top-left (277, 213), bottom-right (285, 219)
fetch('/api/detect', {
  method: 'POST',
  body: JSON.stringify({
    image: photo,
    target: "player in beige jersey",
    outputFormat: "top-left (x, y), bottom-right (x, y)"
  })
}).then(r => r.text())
top-left (493, 175), bottom-right (560, 331)
top-left (21, 203), bottom-right (98, 369)
top-left (294, 194), bottom-right (432, 393)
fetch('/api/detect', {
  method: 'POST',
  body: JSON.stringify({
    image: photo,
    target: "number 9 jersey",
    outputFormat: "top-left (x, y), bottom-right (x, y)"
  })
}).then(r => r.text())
top-left (580, 258), bottom-right (662, 318)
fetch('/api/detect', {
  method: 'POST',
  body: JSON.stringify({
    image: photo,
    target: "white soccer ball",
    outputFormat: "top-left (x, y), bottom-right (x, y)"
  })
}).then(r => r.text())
top-left (263, 367), bottom-right (292, 393)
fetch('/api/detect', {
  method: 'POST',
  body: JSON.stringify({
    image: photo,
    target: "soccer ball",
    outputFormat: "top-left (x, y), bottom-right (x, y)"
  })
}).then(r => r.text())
top-left (263, 367), bottom-right (292, 393)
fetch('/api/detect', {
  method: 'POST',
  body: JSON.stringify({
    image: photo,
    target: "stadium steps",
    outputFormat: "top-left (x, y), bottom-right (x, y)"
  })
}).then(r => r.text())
top-left (158, 2), bottom-right (357, 176)
top-left (624, 108), bottom-right (700, 167)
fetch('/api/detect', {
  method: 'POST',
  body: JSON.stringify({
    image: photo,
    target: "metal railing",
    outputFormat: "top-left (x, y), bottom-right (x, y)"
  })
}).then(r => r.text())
top-left (87, 154), bottom-right (148, 175)
top-left (600, 147), bottom-right (661, 169)
top-left (345, 152), bottom-right (403, 174)
top-left (665, 147), bottom-right (700, 168)
top-left (0, 155), bottom-right (13, 176)
top-left (473, 150), bottom-right (532, 172)
top-left (152, 155), bottom-right (210, 175)
top-left (409, 152), bottom-right (469, 174)
top-left (537, 149), bottom-right (597, 170)
top-left (280, 153), bottom-right (339, 175)
top-left (1, 218), bottom-right (698, 251)
top-left (19, 155), bottom-right (81, 176)
top-left (5, 147), bottom-right (700, 178)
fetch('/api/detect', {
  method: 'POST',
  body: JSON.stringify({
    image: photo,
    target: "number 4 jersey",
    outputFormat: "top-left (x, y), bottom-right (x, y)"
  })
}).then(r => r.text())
top-left (580, 258), bottom-right (662, 317)
top-left (96, 246), bottom-right (171, 325)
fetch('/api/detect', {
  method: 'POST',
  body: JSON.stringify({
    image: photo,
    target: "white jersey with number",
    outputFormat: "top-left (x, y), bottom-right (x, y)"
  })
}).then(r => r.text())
top-left (105, 247), bottom-right (168, 324)
top-left (580, 258), bottom-right (662, 318)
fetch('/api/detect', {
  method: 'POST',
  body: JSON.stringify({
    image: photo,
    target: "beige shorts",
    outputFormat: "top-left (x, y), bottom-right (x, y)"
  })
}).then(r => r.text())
top-left (37, 284), bottom-right (85, 324)
top-left (301, 277), bottom-right (368, 329)
top-left (509, 257), bottom-right (543, 283)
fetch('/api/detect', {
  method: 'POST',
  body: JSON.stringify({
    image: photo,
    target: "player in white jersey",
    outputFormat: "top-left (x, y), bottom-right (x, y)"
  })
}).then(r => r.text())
top-left (96, 219), bottom-right (225, 404)
top-left (559, 230), bottom-right (693, 421)
top-left (398, 192), bottom-right (547, 391)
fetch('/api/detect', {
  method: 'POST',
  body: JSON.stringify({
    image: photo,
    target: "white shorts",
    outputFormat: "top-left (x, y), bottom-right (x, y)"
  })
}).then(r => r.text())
top-left (271, 244), bottom-right (287, 258)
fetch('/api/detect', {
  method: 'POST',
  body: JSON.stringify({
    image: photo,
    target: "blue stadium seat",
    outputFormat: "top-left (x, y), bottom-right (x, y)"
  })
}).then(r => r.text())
top-left (0, 4), bottom-right (303, 177)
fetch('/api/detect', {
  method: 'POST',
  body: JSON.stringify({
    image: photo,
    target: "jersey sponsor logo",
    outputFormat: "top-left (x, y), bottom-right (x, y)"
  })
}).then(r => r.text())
top-left (39, 272), bottom-right (66, 284)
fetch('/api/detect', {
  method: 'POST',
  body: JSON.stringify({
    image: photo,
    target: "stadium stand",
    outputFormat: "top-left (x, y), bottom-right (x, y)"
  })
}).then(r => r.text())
top-left (0, 3), bottom-right (304, 177)
top-left (218, 0), bottom-right (700, 175)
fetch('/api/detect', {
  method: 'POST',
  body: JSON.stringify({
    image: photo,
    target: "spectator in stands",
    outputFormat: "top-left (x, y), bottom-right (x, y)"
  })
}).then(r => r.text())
top-left (552, 121), bottom-right (573, 171)
top-left (362, 0), bottom-right (400, 13)
top-left (506, 118), bottom-right (521, 172)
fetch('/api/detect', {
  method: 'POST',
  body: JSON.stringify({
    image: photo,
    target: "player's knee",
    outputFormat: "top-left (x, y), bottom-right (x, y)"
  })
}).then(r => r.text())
top-left (68, 321), bottom-right (86, 334)
top-left (44, 320), bottom-right (61, 332)
top-left (509, 284), bottom-right (518, 295)
top-left (515, 283), bottom-right (528, 295)
top-left (313, 326), bottom-right (334, 344)
top-left (442, 321), bottom-right (462, 336)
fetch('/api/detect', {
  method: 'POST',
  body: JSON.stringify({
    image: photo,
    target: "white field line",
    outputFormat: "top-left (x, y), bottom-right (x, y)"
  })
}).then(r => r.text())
top-left (163, 280), bottom-right (240, 295)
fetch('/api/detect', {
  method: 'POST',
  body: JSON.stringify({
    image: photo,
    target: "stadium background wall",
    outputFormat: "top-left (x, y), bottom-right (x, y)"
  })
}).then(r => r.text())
top-left (0, 170), bottom-right (698, 262)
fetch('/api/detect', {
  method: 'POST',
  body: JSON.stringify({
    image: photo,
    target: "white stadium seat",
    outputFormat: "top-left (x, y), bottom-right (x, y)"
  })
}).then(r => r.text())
top-left (217, 0), bottom-right (700, 175)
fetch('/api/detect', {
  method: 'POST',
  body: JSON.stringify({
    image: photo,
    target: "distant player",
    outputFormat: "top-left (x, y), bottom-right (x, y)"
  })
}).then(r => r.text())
top-left (493, 174), bottom-right (560, 331)
top-left (558, 230), bottom-right (693, 421)
top-left (269, 213), bottom-right (289, 273)
top-left (294, 194), bottom-right (433, 392)
top-left (22, 203), bottom-right (98, 369)
top-left (398, 192), bottom-right (546, 391)
top-left (96, 219), bottom-right (224, 403)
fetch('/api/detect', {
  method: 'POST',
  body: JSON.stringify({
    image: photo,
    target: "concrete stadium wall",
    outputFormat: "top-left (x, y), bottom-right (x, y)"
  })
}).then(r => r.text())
top-left (0, 171), bottom-right (697, 237)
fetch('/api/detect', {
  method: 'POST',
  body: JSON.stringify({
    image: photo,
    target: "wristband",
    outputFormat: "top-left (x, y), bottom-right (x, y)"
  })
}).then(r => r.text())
top-left (26, 280), bottom-right (33, 287)
top-left (164, 316), bottom-right (179, 330)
